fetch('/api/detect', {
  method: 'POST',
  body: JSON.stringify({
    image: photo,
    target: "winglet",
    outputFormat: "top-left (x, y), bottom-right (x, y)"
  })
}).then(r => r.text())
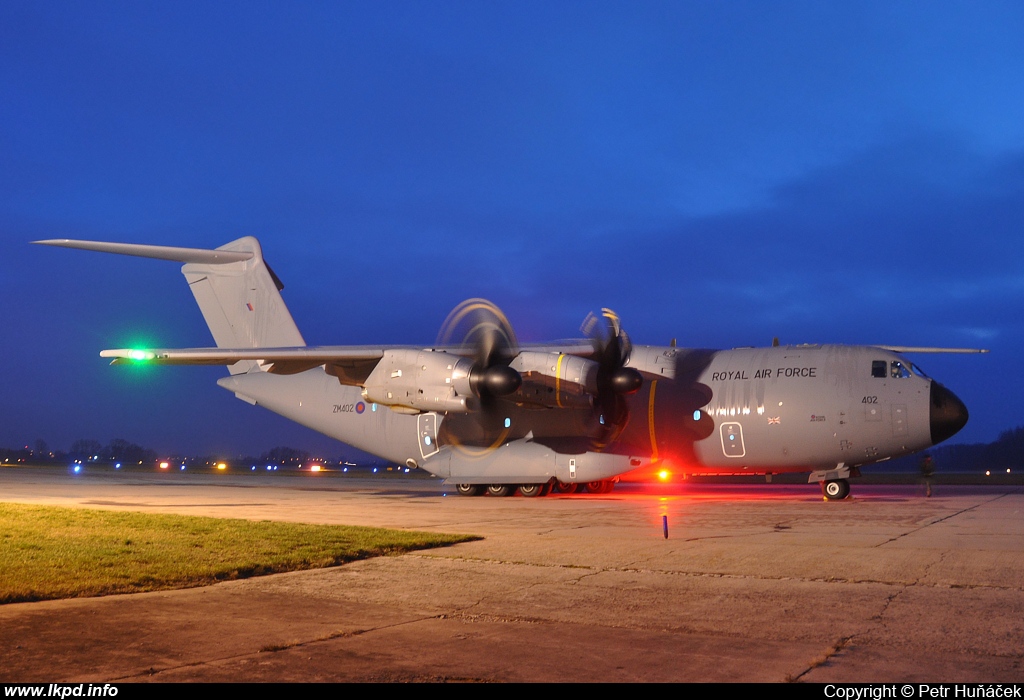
top-left (33, 239), bottom-right (253, 265)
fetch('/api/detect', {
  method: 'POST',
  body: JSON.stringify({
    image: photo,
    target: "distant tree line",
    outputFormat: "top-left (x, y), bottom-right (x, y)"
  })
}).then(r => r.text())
top-left (11, 428), bottom-right (1021, 472)
top-left (924, 426), bottom-right (1024, 472)
top-left (70, 438), bottom-right (159, 464)
top-left (0, 438), bottom-right (159, 465)
top-left (843, 425), bottom-right (1024, 473)
top-left (0, 439), bottom-right (345, 467)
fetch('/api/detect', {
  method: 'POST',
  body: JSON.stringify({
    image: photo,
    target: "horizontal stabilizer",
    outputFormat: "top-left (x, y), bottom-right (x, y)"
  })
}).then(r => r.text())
top-left (33, 239), bottom-right (253, 265)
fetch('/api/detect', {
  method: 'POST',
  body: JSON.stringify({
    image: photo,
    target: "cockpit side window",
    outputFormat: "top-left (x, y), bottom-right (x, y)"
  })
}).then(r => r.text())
top-left (871, 360), bottom-right (886, 378)
top-left (890, 360), bottom-right (912, 379)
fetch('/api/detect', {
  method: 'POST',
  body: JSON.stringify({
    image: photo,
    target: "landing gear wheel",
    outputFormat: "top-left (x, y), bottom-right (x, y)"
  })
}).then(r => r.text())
top-left (456, 483), bottom-right (484, 496)
top-left (518, 484), bottom-right (544, 497)
top-left (585, 480), bottom-right (615, 494)
top-left (823, 478), bottom-right (850, 500)
top-left (553, 481), bottom-right (578, 494)
top-left (487, 484), bottom-right (514, 497)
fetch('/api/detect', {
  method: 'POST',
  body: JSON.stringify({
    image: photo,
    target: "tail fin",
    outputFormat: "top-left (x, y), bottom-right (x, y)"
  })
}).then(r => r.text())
top-left (34, 236), bottom-right (305, 374)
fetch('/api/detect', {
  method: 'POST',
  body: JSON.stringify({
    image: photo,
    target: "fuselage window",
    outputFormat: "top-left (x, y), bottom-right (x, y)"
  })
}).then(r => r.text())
top-left (871, 360), bottom-right (886, 378)
top-left (890, 360), bottom-right (912, 379)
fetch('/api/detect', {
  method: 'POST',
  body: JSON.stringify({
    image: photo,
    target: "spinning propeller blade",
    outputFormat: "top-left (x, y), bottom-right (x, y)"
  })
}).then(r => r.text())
top-left (581, 308), bottom-right (644, 445)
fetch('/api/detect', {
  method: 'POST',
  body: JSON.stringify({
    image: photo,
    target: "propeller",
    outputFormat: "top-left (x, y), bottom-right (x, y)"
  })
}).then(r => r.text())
top-left (581, 308), bottom-right (643, 444)
top-left (437, 298), bottom-right (522, 401)
top-left (436, 299), bottom-right (522, 454)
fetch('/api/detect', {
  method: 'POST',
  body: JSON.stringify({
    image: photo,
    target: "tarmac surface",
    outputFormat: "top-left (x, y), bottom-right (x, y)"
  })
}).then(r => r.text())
top-left (1, 466), bottom-right (1022, 683)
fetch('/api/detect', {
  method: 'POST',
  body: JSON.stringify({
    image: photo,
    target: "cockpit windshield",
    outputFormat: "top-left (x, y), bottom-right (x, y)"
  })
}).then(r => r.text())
top-left (872, 358), bottom-right (925, 379)
top-left (890, 360), bottom-right (912, 379)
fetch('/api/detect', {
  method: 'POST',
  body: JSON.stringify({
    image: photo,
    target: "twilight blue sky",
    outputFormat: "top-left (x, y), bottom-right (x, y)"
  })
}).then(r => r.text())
top-left (2, 2), bottom-right (1021, 457)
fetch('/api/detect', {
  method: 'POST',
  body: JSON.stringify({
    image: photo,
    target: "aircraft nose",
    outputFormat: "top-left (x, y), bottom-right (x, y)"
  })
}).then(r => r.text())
top-left (930, 381), bottom-right (969, 445)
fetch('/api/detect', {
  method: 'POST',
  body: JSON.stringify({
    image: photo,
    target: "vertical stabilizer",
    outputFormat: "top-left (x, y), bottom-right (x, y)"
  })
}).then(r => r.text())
top-left (181, 237), bottom-right (305, 374)
top-left (33, 236), bottom-right (306, 375)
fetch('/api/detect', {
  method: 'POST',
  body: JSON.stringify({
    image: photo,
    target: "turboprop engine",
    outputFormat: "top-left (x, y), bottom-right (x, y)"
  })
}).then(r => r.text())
top-left (361, 349), bottom-right (520, 414)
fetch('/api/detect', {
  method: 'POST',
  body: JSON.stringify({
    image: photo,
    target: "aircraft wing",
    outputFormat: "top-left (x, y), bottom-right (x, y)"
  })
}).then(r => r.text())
top-left (874, 346), bottom-right (990, 354)
top-left (100, 340), bottom-right (600, 383)
top-left (101, 346), bottom-right (388, 380)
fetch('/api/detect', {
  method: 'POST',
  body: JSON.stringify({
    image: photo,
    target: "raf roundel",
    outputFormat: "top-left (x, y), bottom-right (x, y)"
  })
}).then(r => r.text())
top-left (355, 401), bottom-right (365, 414)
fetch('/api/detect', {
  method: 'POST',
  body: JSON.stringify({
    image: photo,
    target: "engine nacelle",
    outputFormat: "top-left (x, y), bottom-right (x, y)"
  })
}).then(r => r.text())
top-left (508, 351), bottom-right (600, 409)
top-left (362, 349), bottom-right (476, 413)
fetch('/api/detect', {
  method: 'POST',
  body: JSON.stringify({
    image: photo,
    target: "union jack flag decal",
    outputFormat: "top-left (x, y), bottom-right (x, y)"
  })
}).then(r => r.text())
top-left (767, 416), bottom-right (780, 425)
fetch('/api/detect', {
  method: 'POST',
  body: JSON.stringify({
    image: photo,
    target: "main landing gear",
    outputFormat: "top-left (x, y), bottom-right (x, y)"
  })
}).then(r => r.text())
top-left (454, 479), bottom-right (616, 497)
top-left (584, 480), bottom-right (615, 494)
top-left (518, 483), bottom-right (552, 498)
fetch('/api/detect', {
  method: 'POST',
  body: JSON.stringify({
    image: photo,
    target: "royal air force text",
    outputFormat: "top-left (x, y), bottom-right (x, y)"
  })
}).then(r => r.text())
top-left (711, 367), bottom-right (817, 382)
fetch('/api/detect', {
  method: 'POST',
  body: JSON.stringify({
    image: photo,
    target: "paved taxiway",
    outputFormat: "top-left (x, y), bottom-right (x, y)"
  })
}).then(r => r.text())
top-left (1, 467), bottom-right (1022, 682)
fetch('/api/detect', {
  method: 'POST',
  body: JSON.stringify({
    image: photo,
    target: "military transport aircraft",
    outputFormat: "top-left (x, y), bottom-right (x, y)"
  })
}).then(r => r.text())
top-left (36, 236), bottom-right (983, 500)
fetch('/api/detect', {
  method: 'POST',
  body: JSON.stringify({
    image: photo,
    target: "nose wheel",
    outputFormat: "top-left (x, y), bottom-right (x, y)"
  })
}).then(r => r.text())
top-left (822, 478), bottom-right (850, 500)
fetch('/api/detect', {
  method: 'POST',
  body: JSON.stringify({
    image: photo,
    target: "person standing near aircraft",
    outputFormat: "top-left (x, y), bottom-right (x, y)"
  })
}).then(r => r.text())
top-left (920, 453), bottom-right (935, 497)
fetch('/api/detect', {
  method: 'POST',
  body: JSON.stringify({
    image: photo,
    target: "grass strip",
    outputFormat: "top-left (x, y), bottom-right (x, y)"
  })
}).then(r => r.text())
top-left (0, 503), bottom-right (478, 604)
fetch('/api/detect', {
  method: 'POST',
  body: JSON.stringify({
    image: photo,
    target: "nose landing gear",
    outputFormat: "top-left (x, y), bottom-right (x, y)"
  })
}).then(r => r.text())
top-left (811, 465), bottom-right (858, 501)
top-left (822, 478), bottom-right (850, 500)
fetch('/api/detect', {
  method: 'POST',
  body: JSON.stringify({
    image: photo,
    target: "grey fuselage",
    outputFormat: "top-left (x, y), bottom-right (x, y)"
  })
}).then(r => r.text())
top-left (217, 343), bottom-right (966, 485)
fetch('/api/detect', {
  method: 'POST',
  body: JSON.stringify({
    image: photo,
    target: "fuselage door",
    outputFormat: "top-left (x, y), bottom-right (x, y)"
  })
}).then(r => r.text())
top-left (720, 421), bottom-right (746, 458)
top-left (417, 412), bottom-right (440, 460)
